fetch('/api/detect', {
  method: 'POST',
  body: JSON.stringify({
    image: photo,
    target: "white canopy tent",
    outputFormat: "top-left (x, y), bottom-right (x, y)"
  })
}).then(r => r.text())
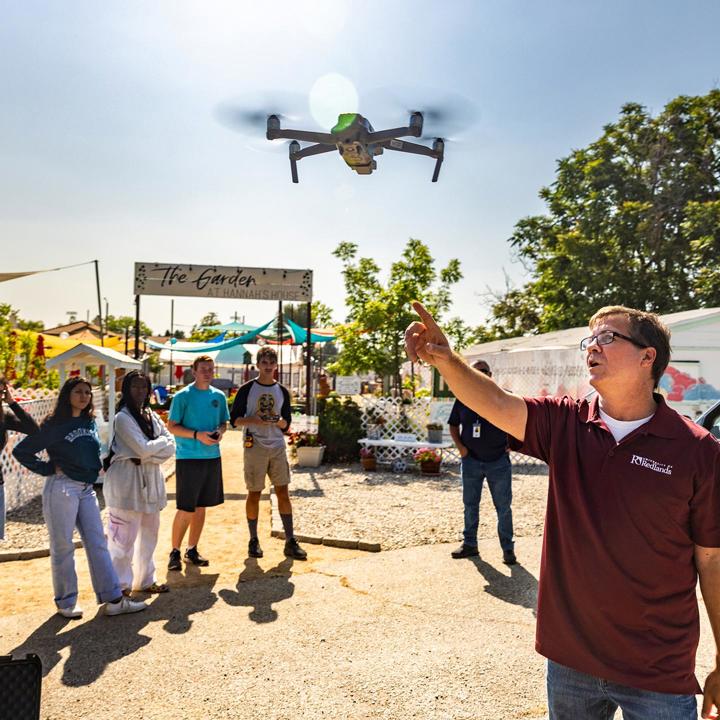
top-left (47, 343), bottom-right (141, 449)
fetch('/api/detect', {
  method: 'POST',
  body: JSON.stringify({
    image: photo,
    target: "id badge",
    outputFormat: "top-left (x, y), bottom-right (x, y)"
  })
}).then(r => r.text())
top-left (472, 422), bottom-right (481, 438)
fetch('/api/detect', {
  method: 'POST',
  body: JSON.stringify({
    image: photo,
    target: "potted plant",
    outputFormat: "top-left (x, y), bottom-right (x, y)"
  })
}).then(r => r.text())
top-left (426, 422), bottom-right (444, 444)
top-left (414, 447), bottom-right (442, 475)
top-left (288, 431), bottom-right (326, 468)
top-left (359, 446), bottom-right (377, 471)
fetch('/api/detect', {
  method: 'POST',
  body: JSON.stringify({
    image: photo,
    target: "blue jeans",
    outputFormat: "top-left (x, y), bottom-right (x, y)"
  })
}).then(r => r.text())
top-left (547, 660), bottom-right (698, 719)
top-left (461, 453), bottom-right (513, 551)
top-left (42, 473), bottom-right (121, 609)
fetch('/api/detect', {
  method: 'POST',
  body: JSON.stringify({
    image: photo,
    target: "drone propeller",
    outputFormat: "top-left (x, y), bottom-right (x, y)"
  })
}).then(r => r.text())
top-left (215, 91), bottom-right (313, 153)
top-left (363, 86), bottom-right (479, 142)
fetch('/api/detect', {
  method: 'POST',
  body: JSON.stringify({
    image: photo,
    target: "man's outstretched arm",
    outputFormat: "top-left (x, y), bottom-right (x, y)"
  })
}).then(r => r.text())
top-left (405, 301), bottom-right (528, 442)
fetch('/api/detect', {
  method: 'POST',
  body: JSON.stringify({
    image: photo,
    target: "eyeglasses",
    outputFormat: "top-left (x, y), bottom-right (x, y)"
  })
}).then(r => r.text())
top-left (579, 331), bottom-right (646, 352)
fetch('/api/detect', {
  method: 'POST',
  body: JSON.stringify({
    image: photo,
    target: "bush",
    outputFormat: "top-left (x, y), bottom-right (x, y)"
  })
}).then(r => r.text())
top-left (317, 397), bottom-right (363, 463)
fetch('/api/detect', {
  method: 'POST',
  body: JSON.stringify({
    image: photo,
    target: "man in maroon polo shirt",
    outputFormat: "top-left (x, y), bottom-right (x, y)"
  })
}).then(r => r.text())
top-left (405, 301), bottom-right (720, 720)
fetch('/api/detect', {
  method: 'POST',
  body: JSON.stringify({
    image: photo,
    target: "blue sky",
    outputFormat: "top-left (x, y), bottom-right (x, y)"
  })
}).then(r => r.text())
top-left (1, 1), bottom-right (719, 334)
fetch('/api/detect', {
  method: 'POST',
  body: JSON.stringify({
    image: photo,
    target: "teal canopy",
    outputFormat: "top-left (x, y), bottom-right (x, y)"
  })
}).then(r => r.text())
top-left (201, 320), bottom-right (258, 334)
top-left (144, 318), bottom-right (275, 352)
top-left (144, 316), bottom-right (335, 352)
top-left (284, 317), bottom-right (336, 343)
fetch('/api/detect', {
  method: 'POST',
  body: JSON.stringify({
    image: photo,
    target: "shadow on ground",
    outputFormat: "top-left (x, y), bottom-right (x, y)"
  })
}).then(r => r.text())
top-left (470, 557), bottom-right (538, 617)
top-left (219, 557), bottom-right (294, 623)
top-left (9, 569), bottom-right (219, 687)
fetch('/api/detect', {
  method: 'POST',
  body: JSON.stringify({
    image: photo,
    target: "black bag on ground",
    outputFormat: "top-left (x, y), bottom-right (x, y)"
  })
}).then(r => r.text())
top-left (0, 653), bottom-right (42, 720)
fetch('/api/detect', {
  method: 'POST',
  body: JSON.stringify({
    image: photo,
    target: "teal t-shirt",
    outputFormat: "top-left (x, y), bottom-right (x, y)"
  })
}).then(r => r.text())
top-left (169, 383), bottom-right (230, 460)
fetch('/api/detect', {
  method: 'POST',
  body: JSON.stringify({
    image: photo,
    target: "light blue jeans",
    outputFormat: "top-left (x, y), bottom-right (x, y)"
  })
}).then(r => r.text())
top-left (42, 473), bottom-right (121, 609)
top-left (547, 660), bottom-right (698, 719)
top-left (461, 454), bottom-right (514, 552)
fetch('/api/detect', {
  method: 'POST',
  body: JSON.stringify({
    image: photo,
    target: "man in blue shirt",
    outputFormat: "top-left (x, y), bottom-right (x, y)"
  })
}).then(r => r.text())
top-left (167, 355), bottom-right (229, 570)
top-left (448, 359), bottom-right (516, 564)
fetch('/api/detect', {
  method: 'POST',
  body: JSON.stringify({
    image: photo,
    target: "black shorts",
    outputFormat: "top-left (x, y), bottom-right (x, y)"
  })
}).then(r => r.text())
top-left (175, 458), bottom-right (224, 512)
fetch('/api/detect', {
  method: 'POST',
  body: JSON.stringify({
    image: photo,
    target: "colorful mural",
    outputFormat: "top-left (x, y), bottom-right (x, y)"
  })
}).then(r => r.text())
top-left (659, 366), bottom-right (720, 401)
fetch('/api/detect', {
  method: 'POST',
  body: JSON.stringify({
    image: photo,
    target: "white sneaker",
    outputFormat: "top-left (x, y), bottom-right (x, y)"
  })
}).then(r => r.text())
top-left (105, 596), bottom-right (147, 616)
top-left (57, 604), bottom-right (83, 619)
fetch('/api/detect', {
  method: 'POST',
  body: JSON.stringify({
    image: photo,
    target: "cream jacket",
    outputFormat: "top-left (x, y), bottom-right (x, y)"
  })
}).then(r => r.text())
top-left (103, 408), bottom-right (176, 513)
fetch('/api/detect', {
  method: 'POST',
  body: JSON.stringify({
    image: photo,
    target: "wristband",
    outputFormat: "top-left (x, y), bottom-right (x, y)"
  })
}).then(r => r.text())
top-left (193, 430), bottom-right (198, 440)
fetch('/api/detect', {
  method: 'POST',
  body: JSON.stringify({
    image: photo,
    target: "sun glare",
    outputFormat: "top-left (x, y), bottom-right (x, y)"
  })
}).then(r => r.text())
top-left (309, 73), bottom-right (359, 130)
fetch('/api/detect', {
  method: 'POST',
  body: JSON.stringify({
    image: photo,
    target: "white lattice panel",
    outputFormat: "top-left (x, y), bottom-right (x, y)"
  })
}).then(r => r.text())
top-left (358, 395), bottom-right (542, 468)
top-left (1, 395), bottom-right (58, 513)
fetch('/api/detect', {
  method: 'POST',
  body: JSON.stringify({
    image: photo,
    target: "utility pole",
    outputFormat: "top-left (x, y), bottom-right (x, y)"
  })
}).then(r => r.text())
top-left (169, 299), bottom-right (174, 386)
top-left (94, 260), bottom-right (104, 346)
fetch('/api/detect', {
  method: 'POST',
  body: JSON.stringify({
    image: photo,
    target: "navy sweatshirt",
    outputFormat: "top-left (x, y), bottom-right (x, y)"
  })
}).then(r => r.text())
top-left (13, 416), bottom-right (102, 484)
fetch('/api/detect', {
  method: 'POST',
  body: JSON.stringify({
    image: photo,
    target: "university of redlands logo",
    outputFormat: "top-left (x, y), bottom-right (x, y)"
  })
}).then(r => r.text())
top-left (630, 454), bottom-right (673, 475)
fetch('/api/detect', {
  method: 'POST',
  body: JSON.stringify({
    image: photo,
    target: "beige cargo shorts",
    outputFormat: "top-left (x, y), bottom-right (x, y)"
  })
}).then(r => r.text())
top-left (243, 444), bottom-right (291, 492)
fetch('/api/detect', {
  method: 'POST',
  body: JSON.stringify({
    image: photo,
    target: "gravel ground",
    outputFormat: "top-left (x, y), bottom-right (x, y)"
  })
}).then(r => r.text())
top-left (290, 462), bottom-right (549, 550)
top-left (1, 459), bottom-right (548, 553)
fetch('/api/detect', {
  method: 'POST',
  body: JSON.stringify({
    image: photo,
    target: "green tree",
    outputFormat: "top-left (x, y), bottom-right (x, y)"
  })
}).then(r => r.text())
top-left (0, 304), bottom-right (50, 387)
top-left (279, 301), bottom-right (338, 367)
top-left (491, 90), bottom-right (720, 335)
top-left (189, 312), bottom-right (223, 342)
top-left (17, 318), bottom-right (44, 332)
top-left (330, 238), bottom-right (463, 393)
top-left (282, 301), bottom-right (335, 328)
top-left (105, 314), bottom-right (153, 337)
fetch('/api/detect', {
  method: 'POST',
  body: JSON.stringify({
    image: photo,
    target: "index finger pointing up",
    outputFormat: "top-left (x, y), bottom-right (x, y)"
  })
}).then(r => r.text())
top-left (412, 301), bottom-right (441, 331)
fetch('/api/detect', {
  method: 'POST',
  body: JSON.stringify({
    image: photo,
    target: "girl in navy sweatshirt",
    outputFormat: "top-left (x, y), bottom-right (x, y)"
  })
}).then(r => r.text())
top-left (14, 377), bottom-right (147, 619)
top-left (0, 377), bottom-right (39, 540)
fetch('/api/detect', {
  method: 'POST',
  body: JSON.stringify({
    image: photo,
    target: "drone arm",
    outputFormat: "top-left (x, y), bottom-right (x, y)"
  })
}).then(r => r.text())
top-left (267, 128), bottom-right (336, 144)
top-left (379, 139), bottom-right (437, 157)
top-left (367, 126), bottom-right (422, 143)
top-left (288, 143), bottom-right (337, 183)
top-left (380, 139), bottom-right (444, 182)
top-left (293, 143), bottom-right (337, 160)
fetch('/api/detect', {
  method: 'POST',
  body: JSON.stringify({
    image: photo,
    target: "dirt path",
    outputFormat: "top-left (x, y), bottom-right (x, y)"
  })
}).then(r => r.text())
top-left (0, 432), bottom-right (361, 618)
top-left (0, 433), bottom-right (715, 719)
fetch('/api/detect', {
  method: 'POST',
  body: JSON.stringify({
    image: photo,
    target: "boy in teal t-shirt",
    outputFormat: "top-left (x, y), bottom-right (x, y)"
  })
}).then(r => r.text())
top-left (166, 356), bottom-right (229, 569)
top-left (170, 383), bottom-right (229, 460)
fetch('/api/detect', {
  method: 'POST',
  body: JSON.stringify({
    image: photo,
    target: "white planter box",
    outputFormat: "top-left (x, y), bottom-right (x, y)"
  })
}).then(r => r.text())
top-left (296, 446), bottom-right (326, 468)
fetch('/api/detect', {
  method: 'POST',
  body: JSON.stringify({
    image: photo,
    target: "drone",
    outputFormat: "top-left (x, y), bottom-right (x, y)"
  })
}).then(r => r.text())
top-left (265, 112), bottom-right (444, 183)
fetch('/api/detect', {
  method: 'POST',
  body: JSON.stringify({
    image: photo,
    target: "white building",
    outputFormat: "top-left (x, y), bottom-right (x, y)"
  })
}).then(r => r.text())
top-left (463, 307), bottom-right (720, 418)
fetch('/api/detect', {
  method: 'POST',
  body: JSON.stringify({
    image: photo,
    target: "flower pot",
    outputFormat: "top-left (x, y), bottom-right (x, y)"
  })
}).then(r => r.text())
top-left (420, 460), bottom-right (441, 475)
top-left (427, 428), bottom-right (443, 444)
top-left (296, 445), bottom-right (326, 468)
top-left (361, 456), bottom-right (377, 471)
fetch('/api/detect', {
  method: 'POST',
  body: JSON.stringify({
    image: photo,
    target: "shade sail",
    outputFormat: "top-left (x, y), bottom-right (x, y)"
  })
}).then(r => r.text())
top-left (201, 320), bottom-right (258, 334)
top-left (144, 318), bottom-right (275, 352)
top-left (284, 317), bottom-right (336, 343)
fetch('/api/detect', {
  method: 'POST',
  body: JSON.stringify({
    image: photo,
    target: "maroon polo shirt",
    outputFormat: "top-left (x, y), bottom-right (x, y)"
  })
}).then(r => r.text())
top-left (509, 393), bottom-right (720, 694)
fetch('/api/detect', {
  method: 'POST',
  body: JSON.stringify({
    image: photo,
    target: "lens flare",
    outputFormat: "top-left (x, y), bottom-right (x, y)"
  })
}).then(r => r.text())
top-left (309, 73), bottom-right (358, 130)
